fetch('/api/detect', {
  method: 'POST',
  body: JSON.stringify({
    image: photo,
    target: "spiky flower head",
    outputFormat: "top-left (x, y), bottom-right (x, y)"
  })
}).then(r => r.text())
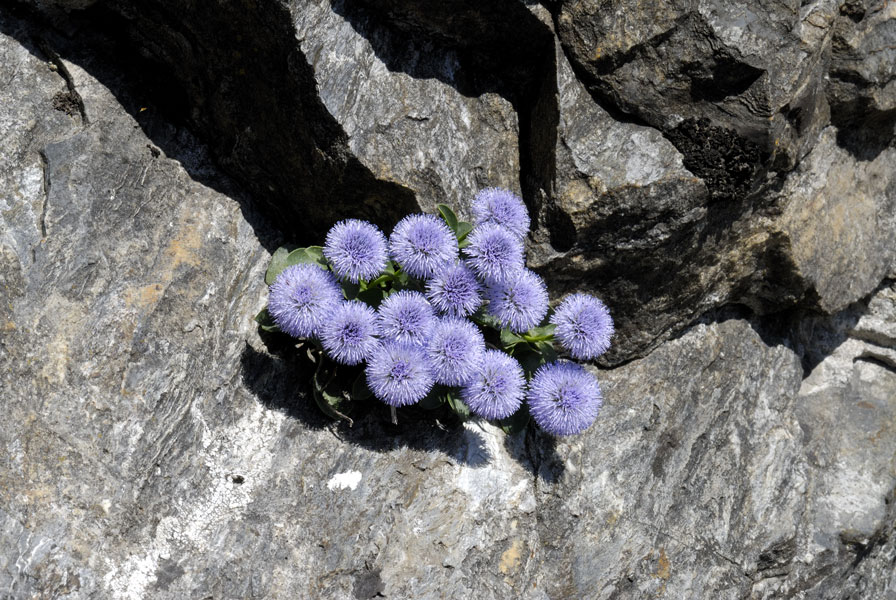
top-left (426, 317), bottom-right (486, 386)
top-left (426, 261), bottom-right (482, 318)
top-left (485, 269), bottom-right (549, 333)
top-left (461, 350), bottom-right (526, 420)
top-left (320, 301), bottom-right (381, 365)
top-left (377, 290), bottom-right (436, 346)
top-left (268, 264), bottom-right (342, 339)
top-left (463, 223), bottom-right (525, 284)
top-left (550, 293), bottom-right (614, 360)
top-left (472, 188), bottom-right (530, 239)
top-left (366, 341), bottom-right (434, 407)
top-left (323, 219), bottom-right (388, 282)
top-left (527, 361), bottom-right (602, 436)
top-left (389, 214), bottom-right (459, 280)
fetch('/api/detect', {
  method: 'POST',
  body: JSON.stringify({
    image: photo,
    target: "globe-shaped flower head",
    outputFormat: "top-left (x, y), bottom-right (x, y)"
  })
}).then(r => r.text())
top-left (463, 223), bottom-right (525, 284)
top-left (267, 264), bottom-right (342, 339)
top-left (485, 269), bottom-right (549, 333)
top-left (366, 341), bottom-right (434, 407)
top-left (320, 301), bottom-right (381, 365)
top-left (550, 293), bottom-right (614, 360)
top-left (461, 350), bottom-right (526, 420)
top-left (324, 219), bottom-right (388, 282)
top-left (426, 317), bottom-right (486, 386)
top-left (426, 262), bottom-right (482, 318)
top-left (472, 188), bottom-right (530, 239)
top-left (377, 290), bottom-right (436, 346)
top-left (389, 214), bottom-right (459, 280)
top-left (527, 361), bottom-right (602, 436)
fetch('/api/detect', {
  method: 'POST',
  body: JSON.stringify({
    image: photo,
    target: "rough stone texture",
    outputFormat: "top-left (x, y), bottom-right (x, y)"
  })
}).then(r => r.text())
top-left (777, 127), bottom-right (896, 312)
top-left (292, 0), bottom-right (521, 216)
top-left (2, 3), bottom-right (896, 599)
top-left (554, 0), bottom-right (836, 173)
top-left (533, 288), bottom-right (896, 598)
top-left (827, 0), bottom-right (896, 160)
top-left (14, 0), bottom-right (893, 361)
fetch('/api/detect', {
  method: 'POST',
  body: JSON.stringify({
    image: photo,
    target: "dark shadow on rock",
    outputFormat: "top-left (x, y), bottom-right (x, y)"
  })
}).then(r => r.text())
top-left (330, 0), bottom-right (560, 226)
top-left (4, 0), bottom-right (419, 250)
top-left (504, 426), bottom-right (565, 484)
top-left (692, 286), bottom-right (877, 377)
top-left (241, 340), bottom-right (493, 468)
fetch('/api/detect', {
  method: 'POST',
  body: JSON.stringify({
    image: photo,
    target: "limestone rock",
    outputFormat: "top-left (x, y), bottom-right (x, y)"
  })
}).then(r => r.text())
top-left (2, 4), bottom-right (896, 599)
top-left (554, 0), bottom-right (835, 175)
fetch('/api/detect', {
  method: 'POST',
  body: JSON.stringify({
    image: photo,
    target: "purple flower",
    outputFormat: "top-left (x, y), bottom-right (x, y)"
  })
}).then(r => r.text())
top-left (463, 223), bottom-right (525, 284)
top-left (550, 293), bottom-right (614, 360)
top-left (320, 301), bottom-right (381, 365)
top-left (426, 262), bottom-right (482, 317)
top-left (527, 361), bottom-right (602, 436)
top-left (461, 350), bottom-right (526, 420)
top-left (390, 214), bottom-right (459, 279)
top-left (366, 341), bottom-right (434, 407)
top-left (377, 290), bottom-right (436, 346)
top-left (268, 264), bottom-right (342, 338)
top-left (472, 188), bottom-right (530, 239)
top-left (485, 269), bottom-right (549, 333)
top-left (426, 317), bottom-right (486, 386)
top-left (324, 219), bottom-right (388, 282)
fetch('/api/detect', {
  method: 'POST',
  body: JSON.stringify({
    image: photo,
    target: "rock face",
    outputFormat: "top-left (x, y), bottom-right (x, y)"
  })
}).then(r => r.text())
top-left (1, 2), bottom-right (895, 599)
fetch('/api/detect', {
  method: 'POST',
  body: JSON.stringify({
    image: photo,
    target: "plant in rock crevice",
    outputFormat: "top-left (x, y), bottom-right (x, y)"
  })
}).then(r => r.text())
top-left (255, 188), bottom-right (613, 435)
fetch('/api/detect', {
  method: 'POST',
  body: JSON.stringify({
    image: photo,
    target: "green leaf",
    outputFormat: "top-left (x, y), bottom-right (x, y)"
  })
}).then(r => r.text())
top-left (341, 280), bottom-right (360, 300)
top-left (417, 390), bottom-right (445, 410)
top-left (312, 361), bottom-right (354, 426)
top-left (516, 347), bottom-right (547, 376)
top-left (455, 221), bottom-right (473, 241)
top-left (357, 286), bottom-right (387, 308)
top-left (285, 246), bottom-right (329, 271)
top-left (500, 405), bottom-right (530, 435)
top-left (254, 308), bottom-right (280, 332)
top-left (446, 393), bottom-right (471, 421)
top-left (351, 372), bottom-right (373, 401)
top-left (470, 308), bottom-right (503, 331)
top-left (523, 323), bottom-right (557, 343)
top-left (500, 328), bottom-right (527, 349)
top-left (312, 386), bottom-right (354, 426)
top-left (304, 245), bottom-right (329, 269)
top-left (437, 204), bottom-right (459, 233)
top-left (264, 246), bottom-right (292, 285)
top-left (534, 340), bottom-right (558, 363)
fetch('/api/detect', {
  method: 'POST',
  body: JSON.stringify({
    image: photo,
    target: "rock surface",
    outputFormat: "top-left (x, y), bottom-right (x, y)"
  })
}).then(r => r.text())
top-left (1, 2), bottom-right (895, 599)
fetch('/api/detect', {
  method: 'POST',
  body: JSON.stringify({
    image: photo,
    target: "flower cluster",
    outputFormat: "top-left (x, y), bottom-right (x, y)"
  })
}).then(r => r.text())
top-left (260, 189), bottom-right (613, 436)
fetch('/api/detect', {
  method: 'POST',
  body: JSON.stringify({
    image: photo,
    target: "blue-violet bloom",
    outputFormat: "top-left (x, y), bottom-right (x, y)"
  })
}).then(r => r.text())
top-left (366, 341), bottom-right (434, 407)
top-left (486, 269), bottom-right (549, 333)
top-left (550, 293), bottom-right (614, 360)
top-left (461, 350), bottom-right (526, 420)
top-left (377, 290), bottom-right (436, 346)
top-left (426, 262), bottom-right (482, 317)
top-left (320, 301), bottom-right (381, 365)
top-left (324, 219), bottom-right (388, 282)
top-left (389, 214), bottom-right (458, 280)
top-left (463, 223), bottom-right (524, 284)
top-left (426, 317), bottom-right (486, 386)
top-left (268, 264), bottom-right (342, 339)
top-left (472, 188), bottom-right (530, 239)
top-left (527, 361), bottom-right (602, 436)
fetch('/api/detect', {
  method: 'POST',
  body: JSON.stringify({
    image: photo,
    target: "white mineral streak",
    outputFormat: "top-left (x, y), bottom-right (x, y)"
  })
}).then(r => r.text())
top-left (327, 470), bottom-right (363, 491)
top-left (102, 400), bottom-right (282, 599)
top-left (455, 422), bottom-right (535, 513)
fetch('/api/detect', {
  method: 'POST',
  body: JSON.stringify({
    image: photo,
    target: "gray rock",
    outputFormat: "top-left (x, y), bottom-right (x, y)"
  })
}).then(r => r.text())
top-left (827, 0), bottom-right (896, 160)
top-left (2, 4), bottom-right (896, 599)
top-left (554, 0), bottom-right (835, 175)
top-left (533, 285), bottom-right (896, 598)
